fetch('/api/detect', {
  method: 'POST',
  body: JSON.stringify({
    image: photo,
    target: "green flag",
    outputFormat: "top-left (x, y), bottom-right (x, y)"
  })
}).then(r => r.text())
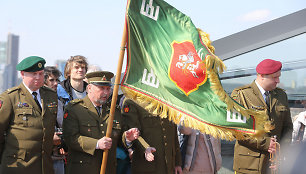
top-left (122, 0), bottom-right (271, 140)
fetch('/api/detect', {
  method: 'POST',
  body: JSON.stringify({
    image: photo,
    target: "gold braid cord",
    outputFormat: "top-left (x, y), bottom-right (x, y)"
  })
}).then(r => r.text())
top-left (122, 28), bottom-right (271, 140)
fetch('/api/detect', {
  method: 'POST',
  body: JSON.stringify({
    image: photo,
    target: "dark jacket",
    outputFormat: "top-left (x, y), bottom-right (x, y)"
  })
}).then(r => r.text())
top-left (63, 96), bottom-right (123, 174)
top-left (122, 99), bottom-right (182, 174)
top-left (57, 79), bottom-right (88, 105)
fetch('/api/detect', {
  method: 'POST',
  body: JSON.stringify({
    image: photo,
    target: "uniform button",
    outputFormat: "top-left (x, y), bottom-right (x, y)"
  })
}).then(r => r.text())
top-left (13, 154), bottom-right (16, 158)
top-left (165, 143), bottom-right (167, 146)
top-left (102, 131), bottom-right (105, 134)
top-left (100, 124), bottom-right (104, 127)
top-left (164, 136), bottom-right (166, 139)
top-left (80, 161), bottom-right (83, 163)
top-left (162, 128), bottom-right (166, 131)
top-left (161, 121), bottom-right (164, 124)
top-left (42, 150), bottom-right (45, 154)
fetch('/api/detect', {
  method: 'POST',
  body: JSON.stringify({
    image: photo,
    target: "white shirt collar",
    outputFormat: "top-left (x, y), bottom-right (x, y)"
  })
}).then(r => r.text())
top-left (23, 82), bottom-right (40, 95)
top-left (23, 82), bottom-right (41, 104)
top-left (255, 80), bottom-right (268, 100)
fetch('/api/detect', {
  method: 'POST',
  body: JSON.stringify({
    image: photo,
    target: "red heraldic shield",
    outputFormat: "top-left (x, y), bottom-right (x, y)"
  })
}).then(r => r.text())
top-left (169, 41), bottom-right (207, 96)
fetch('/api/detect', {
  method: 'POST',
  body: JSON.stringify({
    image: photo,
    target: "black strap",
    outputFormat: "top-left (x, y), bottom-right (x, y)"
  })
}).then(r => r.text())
top-left (206, 134), bottom-right (217, 174)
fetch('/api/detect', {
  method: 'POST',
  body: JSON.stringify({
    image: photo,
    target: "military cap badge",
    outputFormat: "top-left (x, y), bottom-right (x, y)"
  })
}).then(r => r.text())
top-left (101, 75), bottom-right (106, 81)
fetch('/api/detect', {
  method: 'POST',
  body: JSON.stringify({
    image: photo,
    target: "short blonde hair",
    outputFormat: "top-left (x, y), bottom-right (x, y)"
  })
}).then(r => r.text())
top-left (64, 55), bottom-right (88, 79)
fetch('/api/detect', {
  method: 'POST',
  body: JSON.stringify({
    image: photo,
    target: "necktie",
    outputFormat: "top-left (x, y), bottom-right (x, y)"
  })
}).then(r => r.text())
top-left (264, 91), bottom-right (270, 109)
top-left (96, 106), bottom-right (101, 116)
top-left (32, 92), bottom-right (42, 111)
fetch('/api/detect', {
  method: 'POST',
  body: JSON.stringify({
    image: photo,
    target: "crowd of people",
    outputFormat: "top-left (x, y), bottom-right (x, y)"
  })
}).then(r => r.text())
top-left (0, 55), bottom-right (302, 174)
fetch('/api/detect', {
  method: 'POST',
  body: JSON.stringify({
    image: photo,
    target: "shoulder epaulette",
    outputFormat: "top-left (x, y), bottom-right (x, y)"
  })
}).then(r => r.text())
top-left (275, 87), bottom-right (285, 92)
top-left (70, 99), bottom-right (82, 105)
top-left (65, 99), bottom-right (83, 111)
top-left (41, 86), bottom-right (56, 93)
top-left (6, 86), bottom-right (20, 94)
top-left (234, 84), bottom-right (251, 91)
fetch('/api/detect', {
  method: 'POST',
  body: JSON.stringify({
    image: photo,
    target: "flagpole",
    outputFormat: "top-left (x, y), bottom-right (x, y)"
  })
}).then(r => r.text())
top-left (100, 19), bottom-right (127, 174)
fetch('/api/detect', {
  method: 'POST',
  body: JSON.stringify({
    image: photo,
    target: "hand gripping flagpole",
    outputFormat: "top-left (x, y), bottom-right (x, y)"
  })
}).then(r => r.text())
top-left (100, 19), bottom-right (127, 174)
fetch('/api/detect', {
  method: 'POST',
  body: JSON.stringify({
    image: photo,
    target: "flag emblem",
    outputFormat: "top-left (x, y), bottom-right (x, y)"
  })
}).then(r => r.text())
top-left (64, 112), bottom-right (68, 119)
top-left (169, 41), bottom-right (207, 96)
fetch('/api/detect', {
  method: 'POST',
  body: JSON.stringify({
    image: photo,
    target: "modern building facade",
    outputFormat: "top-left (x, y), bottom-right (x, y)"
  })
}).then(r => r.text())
top-left (0, 42), bottom-right (6, 64)
top-left (2, 33), bottom-right (19, 91)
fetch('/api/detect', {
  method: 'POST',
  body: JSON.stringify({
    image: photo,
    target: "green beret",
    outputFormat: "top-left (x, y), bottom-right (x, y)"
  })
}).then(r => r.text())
top-left (86, 71), bottom-right (114, 86)
top-left (16, 56), bottom-right (46, 72)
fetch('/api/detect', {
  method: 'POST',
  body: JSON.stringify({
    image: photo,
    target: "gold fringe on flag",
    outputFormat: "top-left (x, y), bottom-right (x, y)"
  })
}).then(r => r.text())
top-left (122, 29), bottom-right (271, 140)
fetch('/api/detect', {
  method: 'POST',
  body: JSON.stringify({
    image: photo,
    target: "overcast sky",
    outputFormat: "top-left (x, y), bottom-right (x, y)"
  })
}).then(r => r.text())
top-left (1, 0), bottom-right (305, 74)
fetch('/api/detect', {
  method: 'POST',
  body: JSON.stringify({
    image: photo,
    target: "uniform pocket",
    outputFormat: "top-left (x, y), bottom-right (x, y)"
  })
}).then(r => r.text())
top-left (237, 150), bottom-right (261, 171)
top-left (15, 108), bottom-right (34, 127)
top-left (5, 149), bottom-right (27, 167)
top-left (276, 105), bottom-right (287, 112)
top-left (142, 114), bottom-right (159, 128)
top-left (71, 152), bottom-right (92, 164)
top-left (80, 121), bottom-right (98, 137)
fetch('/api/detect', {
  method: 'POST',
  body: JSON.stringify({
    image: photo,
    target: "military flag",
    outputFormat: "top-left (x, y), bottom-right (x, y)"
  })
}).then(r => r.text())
top-left (121, 0), bottom-right (271, 140)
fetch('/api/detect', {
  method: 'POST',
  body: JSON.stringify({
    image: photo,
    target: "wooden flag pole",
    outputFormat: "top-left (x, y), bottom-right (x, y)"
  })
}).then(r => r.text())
top-left (100, 19), bottom-right (127, 174)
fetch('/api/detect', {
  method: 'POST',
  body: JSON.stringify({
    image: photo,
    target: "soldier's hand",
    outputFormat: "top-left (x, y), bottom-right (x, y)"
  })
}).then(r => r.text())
top-left (53, 133), bottom-right (61, 146)
top-left (268, 137), bottom-right (276, 153)
top-left (59, 148), bottom-right (68, 155)
top-left (175, 166), bottom-right (183, 174)
top-left (144, 147), bottom-right (156, 162)
top-left (97, 137), bottom-right (112, 150)
top-left (128, 148), bottom-right (134, 160)
top-left (125, 128), bottom-right (140, 142)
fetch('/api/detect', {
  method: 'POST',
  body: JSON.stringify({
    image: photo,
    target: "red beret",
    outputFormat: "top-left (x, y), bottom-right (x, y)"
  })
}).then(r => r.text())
top-left (256, 59), bottom-right (282, 75)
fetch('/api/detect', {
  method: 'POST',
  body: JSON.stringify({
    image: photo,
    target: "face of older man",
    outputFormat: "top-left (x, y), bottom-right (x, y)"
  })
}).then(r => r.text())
top-left (260, 70), bottom-right (281, 91)
top-left (21, 70), bottom-right (45, 91)
top-left (88, 84), bottom-right (112, 106)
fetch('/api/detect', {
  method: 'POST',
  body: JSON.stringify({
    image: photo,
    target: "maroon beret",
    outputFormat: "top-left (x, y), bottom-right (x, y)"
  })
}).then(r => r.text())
top-left (256, 59), bottom-right (282, 75)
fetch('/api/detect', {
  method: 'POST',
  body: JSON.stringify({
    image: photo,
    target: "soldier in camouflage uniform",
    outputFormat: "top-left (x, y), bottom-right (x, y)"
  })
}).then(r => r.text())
top-left (232, 59), bottom-right (293, 174)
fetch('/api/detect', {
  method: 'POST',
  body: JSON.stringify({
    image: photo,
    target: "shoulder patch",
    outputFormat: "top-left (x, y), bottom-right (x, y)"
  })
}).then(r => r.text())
top-left (123, 105), bottom-right (129, 113)
top-left (64, 112), bottom-right (68, 119)
top-left (0, 100), bottom-right (3, 109)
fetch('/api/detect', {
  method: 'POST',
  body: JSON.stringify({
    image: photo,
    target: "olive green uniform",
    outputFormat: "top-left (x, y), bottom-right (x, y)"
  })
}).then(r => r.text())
top-left (0, 83), bottom-right (57, 174)
top-left (63, 95), bottom-right (122, 174)
top-left (232, 81), bottom-right (293, 174)
top-left (122, 99), bottom-right (182, 174)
